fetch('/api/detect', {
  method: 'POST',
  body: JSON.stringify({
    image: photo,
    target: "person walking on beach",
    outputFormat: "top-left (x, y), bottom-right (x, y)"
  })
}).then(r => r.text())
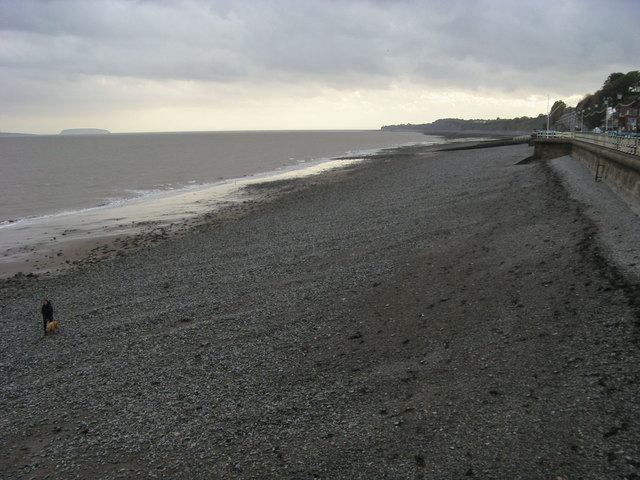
top-left (41, 299), bottom-right (53, 335)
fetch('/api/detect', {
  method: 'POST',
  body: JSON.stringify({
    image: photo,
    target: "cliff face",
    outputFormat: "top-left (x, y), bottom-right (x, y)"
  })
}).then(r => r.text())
top-left (60, 128), bottom-right (110, 135)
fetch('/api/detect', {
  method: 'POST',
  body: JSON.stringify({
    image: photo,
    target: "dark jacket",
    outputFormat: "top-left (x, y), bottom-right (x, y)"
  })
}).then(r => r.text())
top-left (41, 302), bottom-right (54, 322)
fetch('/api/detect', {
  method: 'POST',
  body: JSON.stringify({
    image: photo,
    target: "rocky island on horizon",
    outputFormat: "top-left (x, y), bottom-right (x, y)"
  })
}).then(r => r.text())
top-left (59, 128), bottom-right (111, 135)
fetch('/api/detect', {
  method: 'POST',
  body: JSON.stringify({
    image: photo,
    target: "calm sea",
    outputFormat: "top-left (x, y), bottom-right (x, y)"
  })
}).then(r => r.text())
top-left (0, 130), bottom-right (439, 273)
top-left (0, 130), bottom-right (434, 223)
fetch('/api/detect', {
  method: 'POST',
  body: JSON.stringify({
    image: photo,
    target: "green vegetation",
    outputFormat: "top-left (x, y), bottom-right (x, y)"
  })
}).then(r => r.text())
top-left (548, 100), bottom-right (567, 126)
top-left (576, 71), bottom-right (640, 129)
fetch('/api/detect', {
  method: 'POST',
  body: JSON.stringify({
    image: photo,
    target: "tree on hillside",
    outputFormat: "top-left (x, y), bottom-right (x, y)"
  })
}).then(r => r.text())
top-left (604, 72), bottom-right (625, 87)
top-left (577, 70), bottom-right (640, 129)
top-left (549, 100), bottom-right (567, 126)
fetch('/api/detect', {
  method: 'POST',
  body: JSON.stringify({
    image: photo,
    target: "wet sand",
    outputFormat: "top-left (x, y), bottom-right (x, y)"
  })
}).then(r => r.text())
top-left (1, 143), bottom-right (639, 479)
top-left (0, 157), bottom-right (363, 279)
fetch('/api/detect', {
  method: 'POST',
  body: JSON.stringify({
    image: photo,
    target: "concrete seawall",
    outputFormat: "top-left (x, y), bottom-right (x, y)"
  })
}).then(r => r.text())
top-left (533, 138), bottom-right (640, 213)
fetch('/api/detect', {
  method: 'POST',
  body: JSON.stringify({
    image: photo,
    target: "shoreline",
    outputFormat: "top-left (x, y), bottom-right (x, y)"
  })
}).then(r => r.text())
top-left (0, 129), bottom-right (435, 232)
top-left (2, 143), bottom-right (639, 478)
top-left (0, 157), bottom-right (367, 280)
top-left (1, 134), bottom-right (499, 281)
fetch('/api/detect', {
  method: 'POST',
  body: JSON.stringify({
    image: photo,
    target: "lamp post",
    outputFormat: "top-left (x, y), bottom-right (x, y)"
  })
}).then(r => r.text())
top-left (594, 104), bottom-right (599, 132)
top-left (633, 83), bottom-right (640, 134)
top-left (616, 93), bottom-right (623, 132)
top-left (637, 98), bottom-right (640, 134)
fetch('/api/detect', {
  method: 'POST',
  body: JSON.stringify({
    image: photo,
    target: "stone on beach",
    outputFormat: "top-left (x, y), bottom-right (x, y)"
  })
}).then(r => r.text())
top-left (1, 143), bottom-right (639, 479)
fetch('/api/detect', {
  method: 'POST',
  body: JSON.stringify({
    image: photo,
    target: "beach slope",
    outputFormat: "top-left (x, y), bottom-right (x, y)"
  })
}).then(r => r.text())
top-left (1, 144), bottom-right (639, 479)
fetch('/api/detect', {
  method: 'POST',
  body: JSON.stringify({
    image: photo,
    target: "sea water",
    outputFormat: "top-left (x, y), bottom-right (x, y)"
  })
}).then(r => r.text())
top-left (0, 130), bottom-right (438, 223)
top-left (0, 130), bottom-right (439, 273)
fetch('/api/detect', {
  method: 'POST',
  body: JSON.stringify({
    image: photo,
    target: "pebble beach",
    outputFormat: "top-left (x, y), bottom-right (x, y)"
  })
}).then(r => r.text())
top-left (1, 143), bottom-right (640, 479)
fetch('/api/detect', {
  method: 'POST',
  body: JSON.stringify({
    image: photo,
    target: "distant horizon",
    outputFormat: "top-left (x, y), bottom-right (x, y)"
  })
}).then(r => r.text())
top-left (2, 127), bottom-right (396, 137)
top-left (2, 113), bottom-right (551, 137)
top-left (4, 1), bottom-right (636, 137)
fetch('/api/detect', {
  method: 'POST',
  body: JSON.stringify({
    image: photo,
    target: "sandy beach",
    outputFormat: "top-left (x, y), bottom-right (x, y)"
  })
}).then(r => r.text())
top-left (1, 143), bottom-right (639, 479)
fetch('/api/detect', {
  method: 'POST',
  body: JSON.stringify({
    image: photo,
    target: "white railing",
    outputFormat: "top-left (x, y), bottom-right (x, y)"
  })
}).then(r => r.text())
top-left (535, 131), bottom-right (640, 157)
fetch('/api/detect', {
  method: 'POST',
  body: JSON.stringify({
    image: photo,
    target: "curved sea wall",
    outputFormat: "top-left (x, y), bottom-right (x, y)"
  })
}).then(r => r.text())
top-left (533, 138), bottom-right (640, 212)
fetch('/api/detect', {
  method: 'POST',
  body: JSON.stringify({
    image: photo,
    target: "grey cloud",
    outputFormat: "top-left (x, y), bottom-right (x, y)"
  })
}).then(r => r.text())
top-left (0, 0), bottom-right (249, 81)
top-left (405, 0), bottom-right (635, 86)
top-left (1, 0), bottom-right (638, 107)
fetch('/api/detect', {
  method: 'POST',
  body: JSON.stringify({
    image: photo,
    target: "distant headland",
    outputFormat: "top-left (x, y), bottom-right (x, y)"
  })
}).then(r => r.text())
top-left (60, 128), bottom-right (111, 135)
top-left (381, 116), bottom-right (546, 136)
top-left (0, 132), bottom-right (34, 137)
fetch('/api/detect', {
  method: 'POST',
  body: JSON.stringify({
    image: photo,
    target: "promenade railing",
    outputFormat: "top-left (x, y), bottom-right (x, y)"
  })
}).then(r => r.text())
top-left (535, 131), bottom-right (640, 157)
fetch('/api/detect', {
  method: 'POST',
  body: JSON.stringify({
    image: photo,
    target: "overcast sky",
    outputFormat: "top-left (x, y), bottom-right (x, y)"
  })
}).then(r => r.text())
top-left (1, 0), bottom-right (638, 134)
